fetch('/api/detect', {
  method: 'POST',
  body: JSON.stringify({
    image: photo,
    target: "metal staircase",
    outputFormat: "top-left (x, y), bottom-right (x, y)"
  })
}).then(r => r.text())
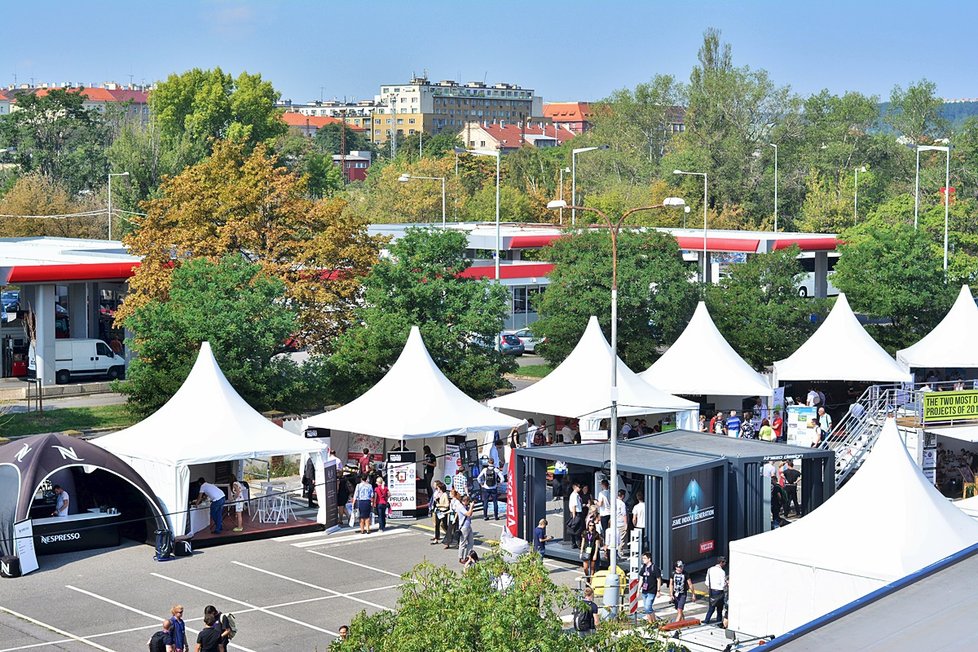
top-left (819, 385), bottom-right (923, 488)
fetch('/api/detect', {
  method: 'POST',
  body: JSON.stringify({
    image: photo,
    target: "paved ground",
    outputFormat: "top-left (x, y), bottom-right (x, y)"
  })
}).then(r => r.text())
top-left (0, 490), bottom-right (714, 652)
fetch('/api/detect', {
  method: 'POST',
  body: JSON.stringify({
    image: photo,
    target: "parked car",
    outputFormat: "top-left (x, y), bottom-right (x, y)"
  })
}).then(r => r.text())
top-left (497, 333), bottom-right (525, 356)
top-left (504, 327), bottom-right (546, 353)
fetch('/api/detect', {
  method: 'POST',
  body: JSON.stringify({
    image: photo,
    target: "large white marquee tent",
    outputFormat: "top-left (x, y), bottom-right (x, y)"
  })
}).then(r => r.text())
top-left (304, 326), bottom-right (523, 440)
top-left (640, 301), bottom-right (772, 398)
top-left (774, 293), bottom-right (911, 383)
top-left (897, 285), bottom-right (978, 371)
top-left (489, 316), bottom-right (699, 429)
top-left (96, 342), bottom-right (328, 535)
top-left (728, 418), bottom-right (978, 637)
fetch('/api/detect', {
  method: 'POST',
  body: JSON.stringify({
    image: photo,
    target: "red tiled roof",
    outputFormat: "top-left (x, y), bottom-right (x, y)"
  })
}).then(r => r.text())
top-left (106, 89), bottom-right (149, 103)
top-left (0, 90), bottom-right (10, 101)
top-left (33, 87), bottom-right (116, 102)
top-left (281, 112), bottom-right (366, 131)
top-left (476, 123), bottom-right (575, 148)
top-left (543, 102), bottom-right (592, 122)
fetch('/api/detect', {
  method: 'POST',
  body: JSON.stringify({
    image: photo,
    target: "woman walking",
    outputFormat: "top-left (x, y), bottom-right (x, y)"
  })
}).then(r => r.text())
top-left (353, 474), bottom-right (374, 534)
top-left (374, 476), bottom-right (390, 532)
top-left (431, 481), bottom-right (450, 543)
top-left (579, 521), bottom-right (603, 579)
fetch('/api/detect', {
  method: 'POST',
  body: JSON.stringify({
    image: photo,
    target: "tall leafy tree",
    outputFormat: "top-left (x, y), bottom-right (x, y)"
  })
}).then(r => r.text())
top-left (0, 173), bottom-right (105, 238)
top-left (533, 229), bottom-right (697, 370)
top-left (312, 122), bottom-right (374, 155)
top-left (120, 140), bottom-right (383, 352)
top-left (833, 219), bottom-right (953, 352)
top-left (886, 79), bottom-right (948, 145)
top-left (0, 88), bottom-right (110, 193)
top-left (120, 255), bottom-right (323, 416)
top-left (327, 228), bottom-right (515, 401)
top-left (705, 247), bottom-right (823, 369)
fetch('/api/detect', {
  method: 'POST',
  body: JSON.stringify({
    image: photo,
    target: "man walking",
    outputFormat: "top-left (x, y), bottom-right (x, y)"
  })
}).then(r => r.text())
top-left (638, 551), bottom-right (661, 624)
top-left (669, 560), bottom-right (695, 623)
top-left (596, 479), bottom-right (611, 533)
top-left (704, 556), bottom-right (727, 625)
top-left (782, 460), bottom-right (802, 516)
top-left (817, 407), bottom-right (833, 443)
top-left (477, 459), bottom-right (503, 520)
top-left (724, 410), bottom-right (741, 438)
top-left (569, 482), bottom-right (584, 548)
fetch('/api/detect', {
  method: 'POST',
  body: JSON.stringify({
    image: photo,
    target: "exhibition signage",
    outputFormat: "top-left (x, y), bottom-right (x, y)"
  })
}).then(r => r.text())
top-left (386, 451), bottom-right (417, 518)
top-left (505, 447), bottom-right (518, 538)
top-left (786, 406), bottom-right (818, 447)
top-left (13, 520), bottom-right (38, 575)
top-left (922, 390), bottom-right (978, 424)
top-left (669, 469), bottom-right (717, 566)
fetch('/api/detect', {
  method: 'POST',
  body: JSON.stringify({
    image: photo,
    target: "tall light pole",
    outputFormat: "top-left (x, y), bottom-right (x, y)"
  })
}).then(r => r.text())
top-left (571, 145), bottom-right (608, 226)
top-left (674, 170), bottom-right (709, 283)
top-left (770, 143), bottom-right (778, 231)
top-left (466, 148), bottom-right (502, 280)
top-left (546, 196), bottom-right (684, 611)
top-left (558, 166), bottom-right (570, 225)
top-left (915, 145), bottom-right (951, 271)
top-left (853, 166), bottom-right (866, 224)
top-left (399, 173), bottom-right (446, 226)
top-left (107, 172), bottom-right (129, 240)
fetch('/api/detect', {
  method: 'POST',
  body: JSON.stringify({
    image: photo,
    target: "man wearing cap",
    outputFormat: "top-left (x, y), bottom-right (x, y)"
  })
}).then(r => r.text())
top-left (669, 560), bottom-right (695, 623)
top-left (476, 459), bottom-right (503, 520)
top-left (704, 556), bottom-right (727, 625)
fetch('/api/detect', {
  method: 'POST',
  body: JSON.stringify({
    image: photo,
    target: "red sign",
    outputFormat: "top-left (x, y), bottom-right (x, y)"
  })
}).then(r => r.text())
top-left (506, 447), bottom-right (518, 537)
top-left (699, 540), bottom-right (715, 554)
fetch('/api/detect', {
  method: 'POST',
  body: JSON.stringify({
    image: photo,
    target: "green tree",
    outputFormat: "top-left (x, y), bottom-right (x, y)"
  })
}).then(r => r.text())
top-left (886, 79), bottom-right (948, 145)
top-left (705, 247), bottom-right (823, 369)
top-left (533, 229), bottom-right (697, 370)
top-left (833, 219), bottom-right (954, 352)
top-left (462, 184), bottom-right (538, 222)
top-left (119, 255), bottom-right (323, 416)
top-left (0, 88), bottom-right (110, 193)
top-left (328, 228), bottom-right (515, 401)
top-left (330, 551), bottom-right (659, 652)
top-left (312, 122), bottom-right (374, 155)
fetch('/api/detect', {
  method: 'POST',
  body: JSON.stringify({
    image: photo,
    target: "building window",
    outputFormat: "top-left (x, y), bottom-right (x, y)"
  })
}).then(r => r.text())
top-left (409, 118), bottom-right (416, 124)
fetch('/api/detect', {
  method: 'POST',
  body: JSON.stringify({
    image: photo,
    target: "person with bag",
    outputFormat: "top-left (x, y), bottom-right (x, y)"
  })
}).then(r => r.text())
top-left (579, 520), bottom-right (603, 579)
top-left (668, 560), bottom-right (695, 623)
top-left (455, 495), bottom-right (475, 563)
top-left (430, 481), bottom-right (450, 543)
top-left (352, 474), bottom-right (374, 535)
top-left (443, 489), bottom-right (462, 549)
top-left (476, 459), bottom-right (503, 520)
top-left (147, 619), bottom-right (173, 652)
top-left (374, 476), bottom-right (391, 532)
top-left (703, 556), bottom-right (727, 625)
top-left (573, 587), bottom-right (600, 635)
top-left (638, 551), bottom-right (662, 624)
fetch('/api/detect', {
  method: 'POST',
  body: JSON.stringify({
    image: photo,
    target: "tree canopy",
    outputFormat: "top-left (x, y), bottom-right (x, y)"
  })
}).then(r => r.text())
top-left (327, 228), bottom-right (515, 402)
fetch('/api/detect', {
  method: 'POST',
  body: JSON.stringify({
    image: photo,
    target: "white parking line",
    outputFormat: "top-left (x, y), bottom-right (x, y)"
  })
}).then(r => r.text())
top-left (150, 573), bottom-right (338, 637)
top-left (306, 550), bottom-right (404, 578)
top-left (65, 585), bottom-right (258, 652)
top-left (0, 621), bottom-right (159, 652)
top-left (0, 605), bottom-right (115, 652)
top-left (231, 561), bottom-right (394, 611)
top-left (294, 529), bottom-right (416, 549)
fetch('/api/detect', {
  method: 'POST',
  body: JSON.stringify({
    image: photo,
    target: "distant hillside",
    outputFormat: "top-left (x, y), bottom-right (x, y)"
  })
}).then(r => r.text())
top-left (878, 101), bottom-right (978, 131)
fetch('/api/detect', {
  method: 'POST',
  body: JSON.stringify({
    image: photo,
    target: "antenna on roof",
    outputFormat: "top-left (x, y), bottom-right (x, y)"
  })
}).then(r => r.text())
top-left (483, 71), bottom-right (488, 84)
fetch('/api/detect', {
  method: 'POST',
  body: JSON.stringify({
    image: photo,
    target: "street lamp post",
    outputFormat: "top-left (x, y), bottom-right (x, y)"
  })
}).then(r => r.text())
top-left (399, 174), bottom-right (447, 226)
top-left (465, 148), bottom-right (502, 280)
top-left (915, 145), bottom-right (951, 271)
top-left (770, 143), bottom-right (778, 231)
top-left (854, 166), bottom-right (866, 224)
top-left (674, 170), bottom-right (709, 283)
top-left (571, 145), bottom-right (608, 226)
top-left (107, 172), bottom-right (129, 240)
top-left (558, 166), bottom-right (570, 225)
top-left (545, 197), bottom-right (683, 608)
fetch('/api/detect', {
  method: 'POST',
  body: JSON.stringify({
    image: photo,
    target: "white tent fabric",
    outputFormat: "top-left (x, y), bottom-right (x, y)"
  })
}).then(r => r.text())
top-left (774, 293), bottom-right (911, 383)
top-left (728, 419), bottom-right (978, 637)
top-left (304, 326), bottom-right (523, 440)
top-left (488, 316), bottom-right (699, 428)
top-left (95, 342), bottom-right (327, 535)
top-left (954, 495), bottom-right (978, 520)
top-left (640, 302), bottom-right (772, 397)
top-left (897, 285), bottom-right (978, 370)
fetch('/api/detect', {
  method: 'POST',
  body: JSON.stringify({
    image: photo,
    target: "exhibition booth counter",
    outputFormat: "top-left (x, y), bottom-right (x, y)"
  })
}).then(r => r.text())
top-left (31, 510), bottom-right (122, 555)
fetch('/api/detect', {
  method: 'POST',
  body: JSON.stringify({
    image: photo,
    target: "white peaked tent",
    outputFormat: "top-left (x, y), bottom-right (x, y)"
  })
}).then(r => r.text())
top-left (304, 326), bottom-right (523, 439)
top-left (640, 302), bottom-right (772, 397)
top-left (955, 495), bottom-right (978, 520)
top-left (488, 316), bottom-right (699, 429)
top-left (897, 285), bottom-right (978, 371)
top-left (774, 293), bottom-right (910, 383)
top-left (95, 342), bottom-right (328, 535)
top-left (728, 418), bottom-right (978, 637)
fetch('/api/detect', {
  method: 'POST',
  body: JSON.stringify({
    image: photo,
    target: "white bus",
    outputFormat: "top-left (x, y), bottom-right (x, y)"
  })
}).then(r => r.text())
top-left (797, 252), bottom-right (840, 297)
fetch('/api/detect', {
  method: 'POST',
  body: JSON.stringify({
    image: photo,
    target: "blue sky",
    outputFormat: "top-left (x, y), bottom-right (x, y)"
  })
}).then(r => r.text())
top-left (4, 0), bottom-right (977, 103)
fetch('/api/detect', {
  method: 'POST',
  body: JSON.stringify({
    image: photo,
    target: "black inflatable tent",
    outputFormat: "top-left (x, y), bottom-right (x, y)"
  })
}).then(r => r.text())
top-left (0, 433), bottom-right (169, 558)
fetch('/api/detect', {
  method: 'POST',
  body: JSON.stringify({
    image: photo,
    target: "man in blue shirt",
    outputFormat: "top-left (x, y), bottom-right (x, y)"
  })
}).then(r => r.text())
top-left (533, 518), bottom-right (553, 553)
top-left (724, 410), bottom-right (742, 438)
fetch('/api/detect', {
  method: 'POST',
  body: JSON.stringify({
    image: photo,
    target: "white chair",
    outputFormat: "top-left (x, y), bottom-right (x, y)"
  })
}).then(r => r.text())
top-left (251, 485), bottom-right (275, 523)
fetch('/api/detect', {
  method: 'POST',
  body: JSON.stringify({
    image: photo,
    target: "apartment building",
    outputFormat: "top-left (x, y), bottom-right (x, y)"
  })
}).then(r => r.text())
top-left (543, 102), bottom-right (594, 133)
top-left (277, 99), bottom-right (378, 133)
top-left (0, 90), bottom-right (10, 115)
top-left (6, 83), bottom-right (150, 122)
top-left (459, 121), bottom-right (576, 153)
top-left (371, 76), bottom-right (544, 144)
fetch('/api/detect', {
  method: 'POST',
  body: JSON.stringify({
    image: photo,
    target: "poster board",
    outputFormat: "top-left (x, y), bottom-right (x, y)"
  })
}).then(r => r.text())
top-left (14, 520), bottom-right (38, 575)
top-left (386, 451), bottom-right (417, 519)
top-left (348, 433), bottom-right (384, 467)
top-left (786, 405), bottom-right (818, 447)
top-left (922, 390), bottom-right (978, 425)
top-left (669, 468), bottom-right (718, 566)
top-left (444, 435), bottom-right (466, 484)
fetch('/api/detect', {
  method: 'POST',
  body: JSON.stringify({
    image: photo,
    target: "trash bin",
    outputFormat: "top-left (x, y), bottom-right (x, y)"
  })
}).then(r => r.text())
top-left (1, 555), bottom-right (22, 578)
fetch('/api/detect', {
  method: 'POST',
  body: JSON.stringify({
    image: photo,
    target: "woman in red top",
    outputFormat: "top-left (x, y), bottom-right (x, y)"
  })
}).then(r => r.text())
top-left (374, 476), bottom-right (391, 532)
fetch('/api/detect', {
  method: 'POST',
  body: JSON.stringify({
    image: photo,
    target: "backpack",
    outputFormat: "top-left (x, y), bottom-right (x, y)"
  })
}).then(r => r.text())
top-left (574, 601), bottom-right (595, 631)
top-left (154, 529), bottom-right (173, 561)
top-left (484, 468), bottom-right (497, 487)
top-left (222, 613), bottom-right (237, 640)
top-left (532, 430), bottom-right (545, 447)
top-left (147, 631), bottom-right (167, 652)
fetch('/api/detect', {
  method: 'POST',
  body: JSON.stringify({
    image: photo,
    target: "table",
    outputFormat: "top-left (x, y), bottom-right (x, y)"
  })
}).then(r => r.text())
top-left (32, 512), bottom-right (121, 555)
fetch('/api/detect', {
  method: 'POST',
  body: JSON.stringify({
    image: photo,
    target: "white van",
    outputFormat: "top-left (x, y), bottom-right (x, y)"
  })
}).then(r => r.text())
top-left (28, 338), bottom-right (126, 384)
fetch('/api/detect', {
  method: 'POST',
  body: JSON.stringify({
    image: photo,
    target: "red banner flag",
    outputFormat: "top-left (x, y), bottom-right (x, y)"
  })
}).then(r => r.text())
top-left (506, 446), bottom-right (518, 538)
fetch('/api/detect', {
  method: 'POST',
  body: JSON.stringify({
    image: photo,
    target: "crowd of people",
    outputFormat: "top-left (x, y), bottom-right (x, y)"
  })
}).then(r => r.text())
top-left (148, 603), bottom-right (236, 652)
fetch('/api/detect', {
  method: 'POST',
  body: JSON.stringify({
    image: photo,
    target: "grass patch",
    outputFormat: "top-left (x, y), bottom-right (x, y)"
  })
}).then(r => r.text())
top-left (0, 404), bottom-right (136, 438)
top-left (517, 364), bottom-right (553, 378)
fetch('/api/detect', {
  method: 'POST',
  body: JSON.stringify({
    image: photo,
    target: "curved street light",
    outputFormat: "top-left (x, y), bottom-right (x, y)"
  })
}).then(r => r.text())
top-left (398, 173), bottom-right (447, 226)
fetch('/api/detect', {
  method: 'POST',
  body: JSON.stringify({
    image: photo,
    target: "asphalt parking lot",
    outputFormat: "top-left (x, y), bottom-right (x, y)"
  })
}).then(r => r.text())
top-left (0, 515), bottom-right (581, 652)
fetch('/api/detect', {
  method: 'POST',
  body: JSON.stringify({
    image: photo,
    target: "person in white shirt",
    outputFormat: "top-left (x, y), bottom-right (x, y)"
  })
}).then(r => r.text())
top-left (568, 483), bottom-right (584, 546)
top-left (525, 419), bottom-right (538, 448)
top-left (631, 491), bottom-right (646, 533)
top-left (615, 489), bottom-right (628, 554)
top-left (195, 479), bottom-right (227, 534)
top-left (230, 476), bottom-right (249, 533)
top-left (559, 423), bottom-right (573, 445)
top-left (761, 460), bottom-right (777, 480)
top-left (806, 388), bottom-right (820, 407)
top-left (52, 485), bottom-right (69, 517)
top-left (703, 556), bottom-right (727, 624)
top-left (596, 479), bottom-right (611, 533)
